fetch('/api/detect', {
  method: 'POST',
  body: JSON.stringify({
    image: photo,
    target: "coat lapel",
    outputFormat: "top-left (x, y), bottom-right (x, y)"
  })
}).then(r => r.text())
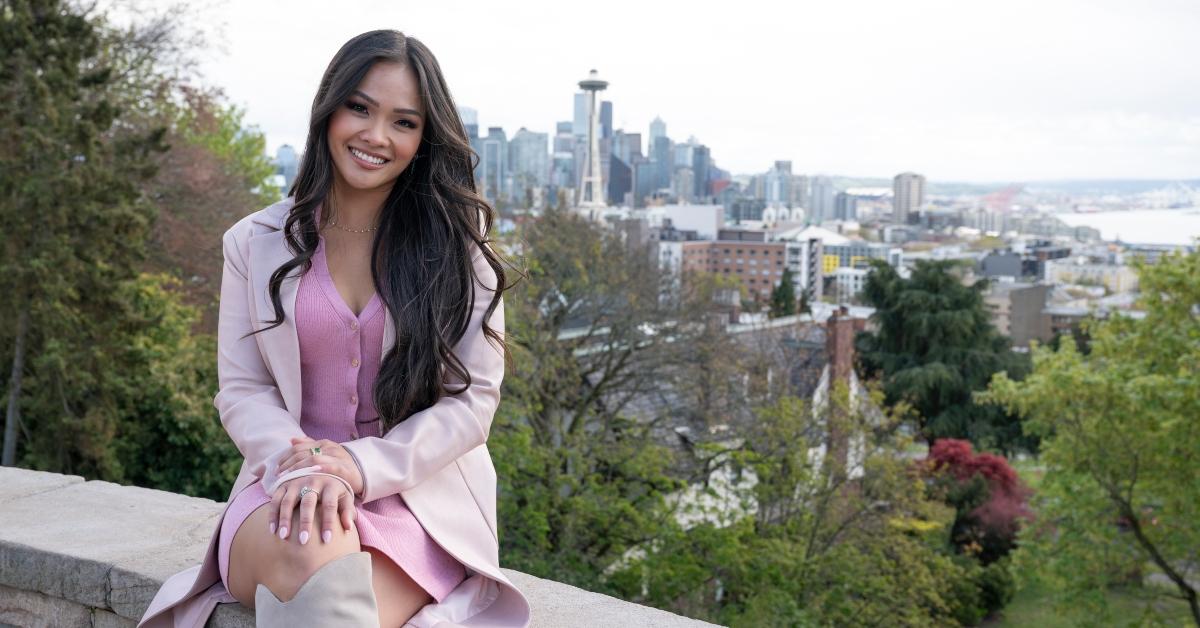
top-left (246, 199), bottom-right (396, 422)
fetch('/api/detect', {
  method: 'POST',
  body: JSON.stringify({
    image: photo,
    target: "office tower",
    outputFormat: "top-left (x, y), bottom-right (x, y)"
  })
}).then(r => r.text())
top-left (573, 93), bottom-right (588, 136)
top-left (509, 128), bottom-right (549, 208)
top-left (575, 69), bottom-right (608, 216)
top-left (892, 172), bottom-right (926, 225)
top-left (834, 192), bottom-right (858, 221)
top-left (600, 100), bottom-right (613, 139)
top-left (691, 144), bottom-right (711, 199)
top-left (652, 135), bottom-right (672, 192)
top-left (649, 116), bottom-right (666, 148)
top-left (764, 160), bottom-right (792, 206)
top-left (809, 175), bottom-right (835, 223)
top-left (608, 155), bottom-right (632, 206)
top-left (610, 130), bottom-right (642, 164)
top-left (790, 174), bottom-right (810, 209)
top-left (674, 167), bottom-right (694, 203)
top-left (481, 127), bottom-right (508, 205)
top-left (633, 157), bottom-right (656, 208)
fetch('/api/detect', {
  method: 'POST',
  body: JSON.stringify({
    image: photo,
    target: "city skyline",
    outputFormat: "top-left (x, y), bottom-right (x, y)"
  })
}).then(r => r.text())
top-left (184, 0), bottom-right (1199, 181)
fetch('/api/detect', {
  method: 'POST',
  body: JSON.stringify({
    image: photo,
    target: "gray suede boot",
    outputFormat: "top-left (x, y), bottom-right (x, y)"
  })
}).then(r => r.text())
top-left (255, 551), bottom-right (380, 627)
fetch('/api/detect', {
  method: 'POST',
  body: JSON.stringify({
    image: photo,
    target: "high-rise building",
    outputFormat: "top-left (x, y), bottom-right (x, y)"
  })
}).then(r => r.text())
top-left (834, 192), bottom-right (858, 221)
top-left (692, 145), bottom-right (711, 200)
top-left (573, 93), bottom-right (588, 137)
top-left (509, 128), bottom-right (549, 208)
top-left (633, 157), bottom-right (656, 208)
top-left (608, 155), bottom-right (632, 206)
top-left (764, 161), bottom-right (792, 206)
top-left (892, 172), bottom-right (926, 225)
top-left (481, 127), bottom-right (508, 205)
top-left (649, 116), bottom-right (666, 149)
top-left (809, 176), bottom-right (835, 223)
top-left (652, 136), bottom-right (672, 192)
top-left (790, 175), bottom-right (810, 209)
top-left (673, 166), bottom-right (694, 203)
top-left (600, 100), bottom-right (613, 139)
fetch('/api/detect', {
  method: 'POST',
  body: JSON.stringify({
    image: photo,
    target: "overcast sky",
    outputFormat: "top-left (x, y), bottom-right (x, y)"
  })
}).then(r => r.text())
top-left (181, 0), bottom-right (1199, 182)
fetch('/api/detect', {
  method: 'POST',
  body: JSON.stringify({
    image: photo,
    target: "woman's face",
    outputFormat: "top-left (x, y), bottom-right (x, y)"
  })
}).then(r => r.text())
top-left (327, 60), bottom-right (425, 196)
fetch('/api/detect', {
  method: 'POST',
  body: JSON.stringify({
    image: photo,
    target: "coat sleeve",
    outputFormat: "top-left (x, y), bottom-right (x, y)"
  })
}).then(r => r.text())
top-left (341, 246), bottom-right (505, 503)
top-left (214, 224), bottom-right (307, 480)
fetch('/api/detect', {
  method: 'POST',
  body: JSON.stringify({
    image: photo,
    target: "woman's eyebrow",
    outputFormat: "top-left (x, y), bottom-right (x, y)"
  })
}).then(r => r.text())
top-left (352, 90), bottom-right (424, 119)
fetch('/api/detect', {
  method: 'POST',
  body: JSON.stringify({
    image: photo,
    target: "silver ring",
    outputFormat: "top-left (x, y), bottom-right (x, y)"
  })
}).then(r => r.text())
top-left (298, 486), bottom-right (320, 499)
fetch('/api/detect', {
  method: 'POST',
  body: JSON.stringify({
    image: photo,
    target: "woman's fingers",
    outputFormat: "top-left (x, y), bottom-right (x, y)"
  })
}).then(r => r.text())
top-left (297, 483), bottom-right (320, 545)
top-left (338, 490), bottom-right (355, 533)
top-left (320, 485), bottom-right (342, 543)
top-left (276, 483), bottom-right (298, 540)
top-left (268, 485), bottom-right (284, 536)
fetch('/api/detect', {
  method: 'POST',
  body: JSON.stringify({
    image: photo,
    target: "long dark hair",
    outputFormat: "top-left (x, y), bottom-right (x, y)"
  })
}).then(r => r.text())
top-left (248, 30), bottom-right (509, 432)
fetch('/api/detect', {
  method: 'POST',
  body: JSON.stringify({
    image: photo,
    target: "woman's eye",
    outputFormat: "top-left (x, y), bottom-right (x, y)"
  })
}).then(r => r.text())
top-left (346, 102), bottom-right (368, 114)
top-left (396, 120), bottom-right (417, 129)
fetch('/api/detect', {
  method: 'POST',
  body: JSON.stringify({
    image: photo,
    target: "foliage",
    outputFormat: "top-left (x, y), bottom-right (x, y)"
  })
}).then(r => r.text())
top-left (603, 386), bottom-right (996, 626)
top-left (924, 438), bottom-right (1034, 565)
top-left (768, 266), bottom-right (796, 318)
top-left (981, 250), bottom-right (1200, 625)
top-left (493, 206), bottom-right (687, 590)
top-left (19, 273), bottom-right (239, 498)
top-left (855, 259), bottom-right (1035, 455)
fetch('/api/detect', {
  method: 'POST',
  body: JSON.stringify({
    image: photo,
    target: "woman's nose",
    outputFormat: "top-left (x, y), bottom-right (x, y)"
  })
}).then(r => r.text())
top-left (359, 120), bottom-right (387, 145)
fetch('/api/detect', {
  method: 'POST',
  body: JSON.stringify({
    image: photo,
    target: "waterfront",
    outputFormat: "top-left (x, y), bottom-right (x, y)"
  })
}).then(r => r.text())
top-left (1056, 208), bottom-right (1200, 246)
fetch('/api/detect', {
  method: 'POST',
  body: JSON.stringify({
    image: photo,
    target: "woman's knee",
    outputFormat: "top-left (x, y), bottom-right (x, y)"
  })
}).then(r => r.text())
top-left (229, 503), bottom-right (362, 605)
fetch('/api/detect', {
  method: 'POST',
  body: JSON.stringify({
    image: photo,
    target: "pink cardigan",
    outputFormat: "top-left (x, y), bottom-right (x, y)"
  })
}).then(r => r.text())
top-left (136, 197), bottom-right (531, 627)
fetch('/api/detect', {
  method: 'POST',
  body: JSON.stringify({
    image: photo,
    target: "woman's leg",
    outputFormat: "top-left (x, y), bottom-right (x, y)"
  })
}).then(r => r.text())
top-left (227, 502), bottom-right (433, 626)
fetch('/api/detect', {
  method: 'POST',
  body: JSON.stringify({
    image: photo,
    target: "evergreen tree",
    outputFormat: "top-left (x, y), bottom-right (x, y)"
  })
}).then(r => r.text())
top-left (854, 260), bottom-right (1032, 454)
top-left (1, 0), bottom-right (167, 466)
top-left (768, 267), bottom-right (796, 318)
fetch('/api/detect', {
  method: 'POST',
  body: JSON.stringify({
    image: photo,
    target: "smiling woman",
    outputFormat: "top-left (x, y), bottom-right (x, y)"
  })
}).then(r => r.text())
top-left (136, 29), bottom-right (531, 628)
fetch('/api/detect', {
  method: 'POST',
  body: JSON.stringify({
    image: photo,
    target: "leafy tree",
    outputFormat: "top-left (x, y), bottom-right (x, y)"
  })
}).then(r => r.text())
top-left (493, 206), bottom-right (687, 588)
top-left (924, 438), bottom-right (1034, 565)
top-left (610, 386), bottom-right (994, 626)
top-left (1, 0), bottom-right (168, 466)
top-left (768, 267), bottom-right (796, 318)
top-left (982, 251), bottom-right (1200, 625)
top-left (855, 259), bottom-right (1033, 454)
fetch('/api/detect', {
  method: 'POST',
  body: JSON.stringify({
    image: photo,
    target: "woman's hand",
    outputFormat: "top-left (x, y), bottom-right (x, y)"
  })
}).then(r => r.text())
top-left (269, 474), bottom-right (355, 545)
top-left (279, 436), bottom-right (365, 497)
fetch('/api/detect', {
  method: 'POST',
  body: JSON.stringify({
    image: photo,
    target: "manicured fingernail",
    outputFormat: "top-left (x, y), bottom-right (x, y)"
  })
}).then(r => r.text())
top-left (299, 531), bottom-right (309, 545)
top-left (322, 530), bottom-right (332, 544)
top-left (269, 521), bottom-right (277, 535)
top-left (279, 526), bottom-right (288, 540)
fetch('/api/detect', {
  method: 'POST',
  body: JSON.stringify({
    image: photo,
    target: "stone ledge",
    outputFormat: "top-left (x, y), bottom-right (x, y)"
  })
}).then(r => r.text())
top-left (0, 467), bottom-right (719, 628)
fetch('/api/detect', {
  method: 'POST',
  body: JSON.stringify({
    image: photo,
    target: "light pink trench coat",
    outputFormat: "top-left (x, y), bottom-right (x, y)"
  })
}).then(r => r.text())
top-left (137, 198), bottom-right (531, 628)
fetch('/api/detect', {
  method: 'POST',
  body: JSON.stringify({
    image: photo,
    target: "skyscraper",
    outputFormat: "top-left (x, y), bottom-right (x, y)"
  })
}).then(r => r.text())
top-left (691, 144), bottom-right (711, 199)
top-left (809, 176), bottom-right (835, 223)
top-left (274, 144), bottom-right (299, 191)
top-left (573, 93), bottom-right (588, 136)
top-left (649, 116), bottom-right (666, 149)
top-left (509, 128), bottom-right (549, 208)
top-left (834, 192), bottom-right (858, 221)
top-left (600, 100), bottom-right (613, 140)
top-left (892, 172), bottom-right (926, 225)
top-left (481, 127), bottom-right (508, 205)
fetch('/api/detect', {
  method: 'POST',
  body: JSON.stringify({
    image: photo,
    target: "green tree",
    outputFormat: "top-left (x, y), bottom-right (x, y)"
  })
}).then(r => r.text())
top-left (610, 386), bottom-right (993, 626)
top-left (855, 259), bottom-right (1033, 454)
top-left (1, 0), bottom-right (168, 466)
top-left (982, 250), bottom-right (1200, 625)
top-left (493, 206), bottom-right (687, 589)
top-left (769, 267), bottom-right (796, 318)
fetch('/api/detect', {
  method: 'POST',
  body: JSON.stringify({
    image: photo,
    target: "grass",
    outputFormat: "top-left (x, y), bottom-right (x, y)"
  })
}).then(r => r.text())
top-left (985, 583), bottom-right (1195, 627)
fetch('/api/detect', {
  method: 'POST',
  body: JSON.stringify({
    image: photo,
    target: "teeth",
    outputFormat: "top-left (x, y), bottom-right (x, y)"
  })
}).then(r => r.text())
top-left (350, 148), bottom-right (387, 165)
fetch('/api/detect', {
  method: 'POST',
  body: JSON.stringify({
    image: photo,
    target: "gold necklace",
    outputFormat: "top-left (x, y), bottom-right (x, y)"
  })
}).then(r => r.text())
top-left (328, 215), bottom-right (377, 234)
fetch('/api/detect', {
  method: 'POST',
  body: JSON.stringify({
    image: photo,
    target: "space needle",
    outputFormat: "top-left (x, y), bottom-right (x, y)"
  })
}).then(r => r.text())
top-left (575, 69), bottom-right (608, 221)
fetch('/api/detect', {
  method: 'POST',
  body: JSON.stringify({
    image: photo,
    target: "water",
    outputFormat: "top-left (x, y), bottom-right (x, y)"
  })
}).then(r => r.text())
top-left (1055, 208), bottom-right (1200, 246)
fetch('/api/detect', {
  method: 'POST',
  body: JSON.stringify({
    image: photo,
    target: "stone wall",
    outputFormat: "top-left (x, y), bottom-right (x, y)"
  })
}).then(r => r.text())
top-left (0, 467), bottom-right (719, 628)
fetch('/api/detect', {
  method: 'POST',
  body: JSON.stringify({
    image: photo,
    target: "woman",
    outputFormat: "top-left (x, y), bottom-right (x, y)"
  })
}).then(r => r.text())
top-left (137, 30), bottom-right (531, 628)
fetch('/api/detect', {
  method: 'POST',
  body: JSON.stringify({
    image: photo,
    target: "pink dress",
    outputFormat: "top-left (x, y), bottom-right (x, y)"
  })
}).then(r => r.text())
top-left (215, 227), bottom-right (466, 603)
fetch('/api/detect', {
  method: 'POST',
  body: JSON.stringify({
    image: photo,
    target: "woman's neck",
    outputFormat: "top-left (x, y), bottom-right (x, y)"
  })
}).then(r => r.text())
top-left (328, 180), bottom-right (389, 231)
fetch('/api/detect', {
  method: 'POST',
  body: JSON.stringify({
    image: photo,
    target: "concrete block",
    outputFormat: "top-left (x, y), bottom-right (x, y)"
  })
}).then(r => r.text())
top-left (0, 582), bottom-right (92, 628)
top-left (505, 569), bottom-right (722, 627)
top-left (92, 608), bottom-right (137, 628)
top-left (0, 466), bottom-right (84, 501)
top-left (206, 602), bottom-right (254, 628)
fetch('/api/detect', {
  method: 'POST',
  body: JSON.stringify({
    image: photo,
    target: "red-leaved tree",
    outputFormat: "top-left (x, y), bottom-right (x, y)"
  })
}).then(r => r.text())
top-left (923, 438), bottom-right (1035, 564)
